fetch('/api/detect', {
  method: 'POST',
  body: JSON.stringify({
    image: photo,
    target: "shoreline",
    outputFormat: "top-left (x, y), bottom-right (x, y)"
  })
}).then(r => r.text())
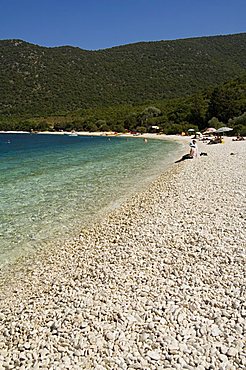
top-left (0, 133), bottom-right (185, 274)
top-left (0, 129), bottom-right (191, 141)
top-left (0, 138), bottom-right (245, 369)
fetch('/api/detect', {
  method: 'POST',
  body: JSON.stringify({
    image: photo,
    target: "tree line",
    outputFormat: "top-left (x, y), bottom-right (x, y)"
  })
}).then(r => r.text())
top-left (0, 74), bottom-right (245, 135)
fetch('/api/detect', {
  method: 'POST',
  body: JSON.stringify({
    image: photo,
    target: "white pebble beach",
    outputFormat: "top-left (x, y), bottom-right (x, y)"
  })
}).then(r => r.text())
top-left (0, 136), bottom-right (245, 370)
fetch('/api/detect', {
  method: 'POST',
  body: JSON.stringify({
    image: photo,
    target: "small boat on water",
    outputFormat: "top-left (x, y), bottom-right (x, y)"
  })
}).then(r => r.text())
top-left (65, 131), bottom-right (78, 137)
top-left (68, 133), bottom-right (78, 137)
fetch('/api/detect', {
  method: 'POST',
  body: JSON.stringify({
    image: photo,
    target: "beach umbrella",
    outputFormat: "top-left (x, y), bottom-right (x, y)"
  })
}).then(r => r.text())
top-left (188, 128), bottom-right (195, 132)
top-left (202, 127), bottom-right (216, 134)
top-left (214, 127), bottom-right (233, 135)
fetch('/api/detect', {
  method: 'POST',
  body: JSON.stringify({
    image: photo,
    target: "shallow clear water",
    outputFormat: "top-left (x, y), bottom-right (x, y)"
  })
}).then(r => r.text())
top-left (0, 133), bottom-right (180, 267)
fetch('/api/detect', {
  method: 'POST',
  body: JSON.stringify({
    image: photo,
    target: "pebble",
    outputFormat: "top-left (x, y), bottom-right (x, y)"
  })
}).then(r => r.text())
top-left (0, 138), bottom-right (245, 369)
top-left (227, 347), bottom-right (238, 357)
top-left (147, 350), bottom-right (161, 361)
top-left (211, 324), bottom-right (221, 337)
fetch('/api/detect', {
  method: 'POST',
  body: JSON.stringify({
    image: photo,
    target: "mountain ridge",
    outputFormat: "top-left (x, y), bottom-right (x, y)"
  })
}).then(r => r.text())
top-left (0, 33), bottom-right (245, 116)
top-left (1, 32), bottom-right (245, 51)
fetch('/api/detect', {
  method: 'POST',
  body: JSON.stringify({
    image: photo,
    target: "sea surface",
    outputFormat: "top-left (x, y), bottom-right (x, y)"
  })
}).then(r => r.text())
top-left (0, 133), bottom-right (181, 268)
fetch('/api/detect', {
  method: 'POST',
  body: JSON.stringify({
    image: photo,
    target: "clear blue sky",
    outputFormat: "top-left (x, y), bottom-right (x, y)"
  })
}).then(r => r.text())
top-left (0, 0), bottom-right (245, 50)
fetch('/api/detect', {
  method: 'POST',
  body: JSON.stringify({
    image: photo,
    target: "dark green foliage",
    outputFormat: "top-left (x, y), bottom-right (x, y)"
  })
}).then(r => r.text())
top-left (0, 34), bottom-right (246, 116)
top-left (204, 74), bottom-right (246, 134)
top-left (206, 87), bottom-right (240, 123)
top-left (136, 126), bottom-right (147, 134)
top-left (0, 72), bottom-right (245, 134)
top-left (228, 112), bottom-right (246, 136)
top-left (207, 117), bottom-right (224, 129)
top-left (0, 35), bottom-right (245, 135)
top-left (96, 120), bottom-right (110, 132)
top-left (142, 106), bottom-right (162, 117)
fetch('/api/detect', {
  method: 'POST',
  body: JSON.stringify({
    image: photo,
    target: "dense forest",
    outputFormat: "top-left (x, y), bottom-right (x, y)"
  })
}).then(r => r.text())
top-left (0, 33), bottom-right (245, 134)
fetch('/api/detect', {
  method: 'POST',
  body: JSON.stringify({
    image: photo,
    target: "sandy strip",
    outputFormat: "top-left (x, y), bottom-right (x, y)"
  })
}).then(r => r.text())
top-left (0, 138), bottom-right (245, 370)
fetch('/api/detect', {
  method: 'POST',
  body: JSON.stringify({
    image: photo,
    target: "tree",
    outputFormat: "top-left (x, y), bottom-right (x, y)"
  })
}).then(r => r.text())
top-left (136, 126), bottom-right (146, 134)
top-left (207, 117), bottom-right (223, 129)
top-left (86, 122), bottom-right (98, 132)
top-left (124, 114), bottom-right (137, 131)
top-left (36, 120), bottom-right (50, 131)
top-left (206, 87), bottom-right (239, 123)
top-left (228, 112), bottom-right (246, 136)
top-left (114, 123), bottom-right (125, 133)
top-left (96, 120), bottom-right (110, 132)
top-left (186, 96), bottom-right (206, 130)
top-left (143, 106), bottom-right (162, 117)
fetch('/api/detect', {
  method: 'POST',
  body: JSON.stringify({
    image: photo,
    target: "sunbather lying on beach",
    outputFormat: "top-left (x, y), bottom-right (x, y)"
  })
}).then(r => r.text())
top-left (208, 136), bottom-right (222, 144)
top-left (232, 135), bottom-right (245, 141)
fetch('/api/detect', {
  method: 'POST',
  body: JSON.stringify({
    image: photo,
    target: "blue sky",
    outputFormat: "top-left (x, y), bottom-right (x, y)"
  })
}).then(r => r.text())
top-left (0, 0), bottom-right (245, 50)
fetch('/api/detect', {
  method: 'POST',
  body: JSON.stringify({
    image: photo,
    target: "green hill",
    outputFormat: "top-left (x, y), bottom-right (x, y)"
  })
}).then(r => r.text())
top-left (0, 33), bottom-right (245, 116)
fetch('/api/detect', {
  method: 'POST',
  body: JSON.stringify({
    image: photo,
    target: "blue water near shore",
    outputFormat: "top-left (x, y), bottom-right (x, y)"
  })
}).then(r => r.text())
top-left (0, 133), bottom-right (180, 268)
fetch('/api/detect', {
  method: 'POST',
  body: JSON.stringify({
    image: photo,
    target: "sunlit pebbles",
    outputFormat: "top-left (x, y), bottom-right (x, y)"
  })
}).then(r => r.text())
top-left (0, 138), bottom-right (245, 369)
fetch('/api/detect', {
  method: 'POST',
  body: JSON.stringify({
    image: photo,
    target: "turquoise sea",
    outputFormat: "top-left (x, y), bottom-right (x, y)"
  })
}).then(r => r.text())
top-left (0, 133), bottom-right (181, 268)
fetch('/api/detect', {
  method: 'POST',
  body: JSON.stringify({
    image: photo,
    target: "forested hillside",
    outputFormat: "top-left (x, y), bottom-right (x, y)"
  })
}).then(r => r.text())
top-left (0, 74), bottom-right (245, 135)
top-left (0, 33), bottom-right (245, 116)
